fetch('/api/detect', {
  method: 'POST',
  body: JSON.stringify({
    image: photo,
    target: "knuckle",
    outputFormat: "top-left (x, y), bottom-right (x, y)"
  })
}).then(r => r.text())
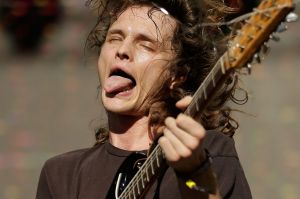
top-left (179, 149), bottom-right (192, 158)
top-left (168, 154), bottom-right (180, 162)
top-left (194, 128), bottom-right (206, 139)
top-left (158, 136), bottom-right (165, 145)
top-left (165, 117), bottom-right (174, 126)
top-left (176, 114), bottom-right (186, 125)
top-left (188, 139), bottom-right (200, 150)
top-left (163, 128), bottom-right (172, 138)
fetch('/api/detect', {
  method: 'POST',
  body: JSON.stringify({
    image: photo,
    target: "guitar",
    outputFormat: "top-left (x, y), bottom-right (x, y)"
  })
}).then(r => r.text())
top-left (106, 0), bottom-right (297, 198)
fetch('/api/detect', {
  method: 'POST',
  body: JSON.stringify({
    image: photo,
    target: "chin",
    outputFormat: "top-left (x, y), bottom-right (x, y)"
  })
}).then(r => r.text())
top-left (102, 96), bottom-right (135, 115)
top-left (103, 100), bottom-right (149, 118)
top-left (101, 88), bottom-right (149, 116)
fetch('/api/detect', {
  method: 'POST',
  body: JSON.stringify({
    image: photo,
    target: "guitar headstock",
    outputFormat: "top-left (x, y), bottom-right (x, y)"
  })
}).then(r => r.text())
top-left (224, 0), bottom-right (296, 71)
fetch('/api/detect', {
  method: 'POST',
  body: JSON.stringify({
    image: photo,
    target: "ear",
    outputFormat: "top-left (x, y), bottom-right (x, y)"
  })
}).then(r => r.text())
top-left (169, 77), bottom-right (176, 90)
top-left (169, 76), bottom-right (186, 90)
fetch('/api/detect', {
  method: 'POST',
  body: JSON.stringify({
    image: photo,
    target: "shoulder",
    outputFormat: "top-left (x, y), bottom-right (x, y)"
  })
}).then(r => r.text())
top-left (204, 131), bottom-right (252, 198)
top-left (42, 144), bottom-right (105, 178)
top-left (203, 130), bottom-right (238, 158)
top-left (44, 148), bottom-right (90, 168)
top-left (37, 144), bottom-right (107, 198)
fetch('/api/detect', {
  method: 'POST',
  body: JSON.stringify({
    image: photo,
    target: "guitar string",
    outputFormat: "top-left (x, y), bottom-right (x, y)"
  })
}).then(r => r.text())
top-left (120, 146), bottom-right (161, 198)
top-left (120, 23), bottom-right (280, 198)
top-left (200, 3), bottom-right (299, 27)
top-left (126, 147), bottom-right (161, 198)
top-left (187, 57), bottom-right (223, 116)
top-left (122, 63), bottom-right (225, 196)
top-left (133, 147), bottom-right (162, 198)
top-left (139, 2), bottom-right (300, 194)
top-left (119, 152), bottom-right (152, 198)
top-left (119, 2), bottom-right (300, 198)
top-left (186, 3), bottom-right (283, 113)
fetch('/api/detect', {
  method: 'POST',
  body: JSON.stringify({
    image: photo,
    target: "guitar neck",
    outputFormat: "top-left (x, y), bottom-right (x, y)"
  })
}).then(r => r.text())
top-left (118, 55), bottom-right (229, 199)
top-left (118, 145), bottom-right (165, 198)
top-left (185, 54), bottom-right (233, 117)
top-left (118, 0), bottom-right (295, 197)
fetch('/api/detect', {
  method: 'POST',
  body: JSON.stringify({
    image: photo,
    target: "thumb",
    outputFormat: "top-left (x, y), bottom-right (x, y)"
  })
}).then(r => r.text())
top-left (175, 96), bottom-right (192, 111)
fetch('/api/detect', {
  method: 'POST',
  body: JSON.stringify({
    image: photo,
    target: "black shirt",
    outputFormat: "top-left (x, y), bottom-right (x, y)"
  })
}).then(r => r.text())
top-left (36, 131), bottom-right (252, 199)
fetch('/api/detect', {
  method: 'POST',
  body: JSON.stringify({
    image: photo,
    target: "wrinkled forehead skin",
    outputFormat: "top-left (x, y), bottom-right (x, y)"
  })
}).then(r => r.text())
top-left (111, 4), bottom-right (178, 49)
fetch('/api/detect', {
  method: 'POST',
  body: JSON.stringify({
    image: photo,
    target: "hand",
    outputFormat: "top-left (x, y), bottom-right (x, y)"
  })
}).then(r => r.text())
top-left (158, 96), bottom-right (207, 173)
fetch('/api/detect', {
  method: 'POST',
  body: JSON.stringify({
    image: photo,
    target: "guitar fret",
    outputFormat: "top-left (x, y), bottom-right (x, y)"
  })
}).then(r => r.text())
top-left (118, 56), bottom-right (232, 199)
top-left (255, 23), bottom-right (264, 30)
top-left (150, 158), bottom-right (155, 175)
top-left (185, 55), bottom-right (229, 119)
top-left (195, 100), bottom-right (200, 112)
top-left (133, 191), bottom-right (136, 199)
top-left (262, 11), bottom-right (271, 19)
top-left (117, 1), bottom-right (295, 198)
top-left (109, 51), bottom-right (230, 199)
top-left (211, 67), bottom-right (216, 87)
top-left (137, 181), bottom-right (141, 195)
top-left (220, 56), bottom-right (226, 74)
top-left (127, 186), bottom-right (133, 199)
top-left (141, 173), bottom-right (145, 188)
top-left (247, 34), bottom-right (254, 41)
top-left (203, 85), bottom-right (207, 99)
top-left (128, 179), bottom-right (138, 199)
top-left (145, 166), bottom-right (150, 181)
top-left (155, 149), bottom-right (160, 167)
top-left (120, 148), bottom-right (161, 199)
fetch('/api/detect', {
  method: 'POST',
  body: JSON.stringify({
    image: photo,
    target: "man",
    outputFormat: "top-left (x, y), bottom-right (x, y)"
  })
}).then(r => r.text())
top-left (36, 0), bottom-right (252, 198)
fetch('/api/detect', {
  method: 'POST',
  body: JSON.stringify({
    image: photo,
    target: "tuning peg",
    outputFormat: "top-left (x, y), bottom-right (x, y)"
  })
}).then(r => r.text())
top-left (260, 42), bottom-right (270, 56)
top-left (227, 40), bottom-right (233, 48)
top-left (255, 43), bottom-right (270, 63)
top-left (269, 34), bottom-right (280, 42)
top-left (276, 22), bottom-right (288, 33)
top-left (286, 12), bottom-right (298, 23)
top-left (246, 63), bottom-right (252, 75)
top-left (253, 53), bottom-right (261, 63)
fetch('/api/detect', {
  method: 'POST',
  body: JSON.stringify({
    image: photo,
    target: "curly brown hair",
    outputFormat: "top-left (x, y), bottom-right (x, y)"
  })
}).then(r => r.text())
top-left (86, 0), bottom-right (248, 145)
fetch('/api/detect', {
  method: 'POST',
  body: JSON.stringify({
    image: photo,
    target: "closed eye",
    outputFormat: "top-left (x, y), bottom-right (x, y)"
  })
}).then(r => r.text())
top-left (106, 29), bottom-right (124, 43)
top-left (139, 41), bottom-right (156, 52)
top-left (107, 36), bottom-right (122, 43)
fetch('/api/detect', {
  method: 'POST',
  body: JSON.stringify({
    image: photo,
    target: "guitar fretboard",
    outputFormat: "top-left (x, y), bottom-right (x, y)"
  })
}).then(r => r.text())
top-left (118, 1), bottom-right (295, 197)
top-left (118, 145), bottom-right (164, 198)
top-left (118, 55), bottom-right (229, 199)
top-left (185, 54), bottom-right (231, 117)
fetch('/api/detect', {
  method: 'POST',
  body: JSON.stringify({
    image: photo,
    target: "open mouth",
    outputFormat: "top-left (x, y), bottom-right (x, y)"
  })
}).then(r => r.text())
top-left (104, 69), bottom-right (136, 95)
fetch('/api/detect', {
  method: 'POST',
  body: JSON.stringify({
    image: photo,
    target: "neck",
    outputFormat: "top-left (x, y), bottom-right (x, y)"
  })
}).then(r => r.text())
top-left (107, 111), bottom-right (151, 151)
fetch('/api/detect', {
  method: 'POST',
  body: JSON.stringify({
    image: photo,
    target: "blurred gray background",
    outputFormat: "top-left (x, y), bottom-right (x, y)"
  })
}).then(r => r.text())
top-left (0, 1), bottom-right (299, 199)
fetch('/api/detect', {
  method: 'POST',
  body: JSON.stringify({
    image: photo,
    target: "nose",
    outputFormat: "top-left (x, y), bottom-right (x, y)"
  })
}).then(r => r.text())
top-left (116, 39), bottom-right (132, 61)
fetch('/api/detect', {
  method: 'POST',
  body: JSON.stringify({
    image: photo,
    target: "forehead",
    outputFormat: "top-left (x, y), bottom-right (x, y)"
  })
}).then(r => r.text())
top-left (109, 5), bottom-right (177, 42)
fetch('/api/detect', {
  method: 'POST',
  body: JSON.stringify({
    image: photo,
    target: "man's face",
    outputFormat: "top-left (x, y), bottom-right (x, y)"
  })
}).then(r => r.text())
top-left (98, 5), bottom-right (176, 116)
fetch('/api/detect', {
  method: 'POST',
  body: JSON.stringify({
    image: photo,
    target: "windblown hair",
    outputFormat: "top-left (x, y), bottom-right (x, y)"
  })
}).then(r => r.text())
top-left (86, 0), bottom-right (248, 145)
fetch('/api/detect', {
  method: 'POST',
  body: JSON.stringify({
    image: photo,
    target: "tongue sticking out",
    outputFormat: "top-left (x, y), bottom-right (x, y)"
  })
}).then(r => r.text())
top-left (104, 75), bottom-right (134, 94)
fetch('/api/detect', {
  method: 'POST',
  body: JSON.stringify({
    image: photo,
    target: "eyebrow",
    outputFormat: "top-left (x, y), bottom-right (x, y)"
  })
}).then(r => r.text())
top-left (107, 29), bottom-right (125, 37)
top-left (107, 28), bottom-right (159, 44)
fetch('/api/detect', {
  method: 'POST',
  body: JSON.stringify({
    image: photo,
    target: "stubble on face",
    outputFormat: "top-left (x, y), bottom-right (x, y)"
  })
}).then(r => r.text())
top-left (98, 5), bottom-right (177, 117)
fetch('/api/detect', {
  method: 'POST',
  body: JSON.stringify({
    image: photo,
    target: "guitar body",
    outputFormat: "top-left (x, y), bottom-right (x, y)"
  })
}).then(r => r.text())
top-left (106, 152), bottom-right (147, 199)
top-left (105, 1), bottom-right (296, 198)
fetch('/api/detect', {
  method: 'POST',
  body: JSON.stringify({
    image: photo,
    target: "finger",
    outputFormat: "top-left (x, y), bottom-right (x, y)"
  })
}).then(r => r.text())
top-left (165, 117), bottom-right (200, 150)
top-left (163, 127), bottom-right (192, 158)
top-left (158, 136), bottom-right (180, 162)
top-left (175, 96), bottom-right (192, 111)
top-left (176, 114), bottom-right (206, 139)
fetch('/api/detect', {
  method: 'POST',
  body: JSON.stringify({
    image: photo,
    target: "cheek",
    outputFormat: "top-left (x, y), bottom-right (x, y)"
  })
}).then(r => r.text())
top-left (98, 53), bottom-right (109, 85)
top-left (98, 44), bottom-right (115, 73)
top-left (141, 61), bottom-right (167, 88)
top-left (135, 52), bottom-right (154, 65)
